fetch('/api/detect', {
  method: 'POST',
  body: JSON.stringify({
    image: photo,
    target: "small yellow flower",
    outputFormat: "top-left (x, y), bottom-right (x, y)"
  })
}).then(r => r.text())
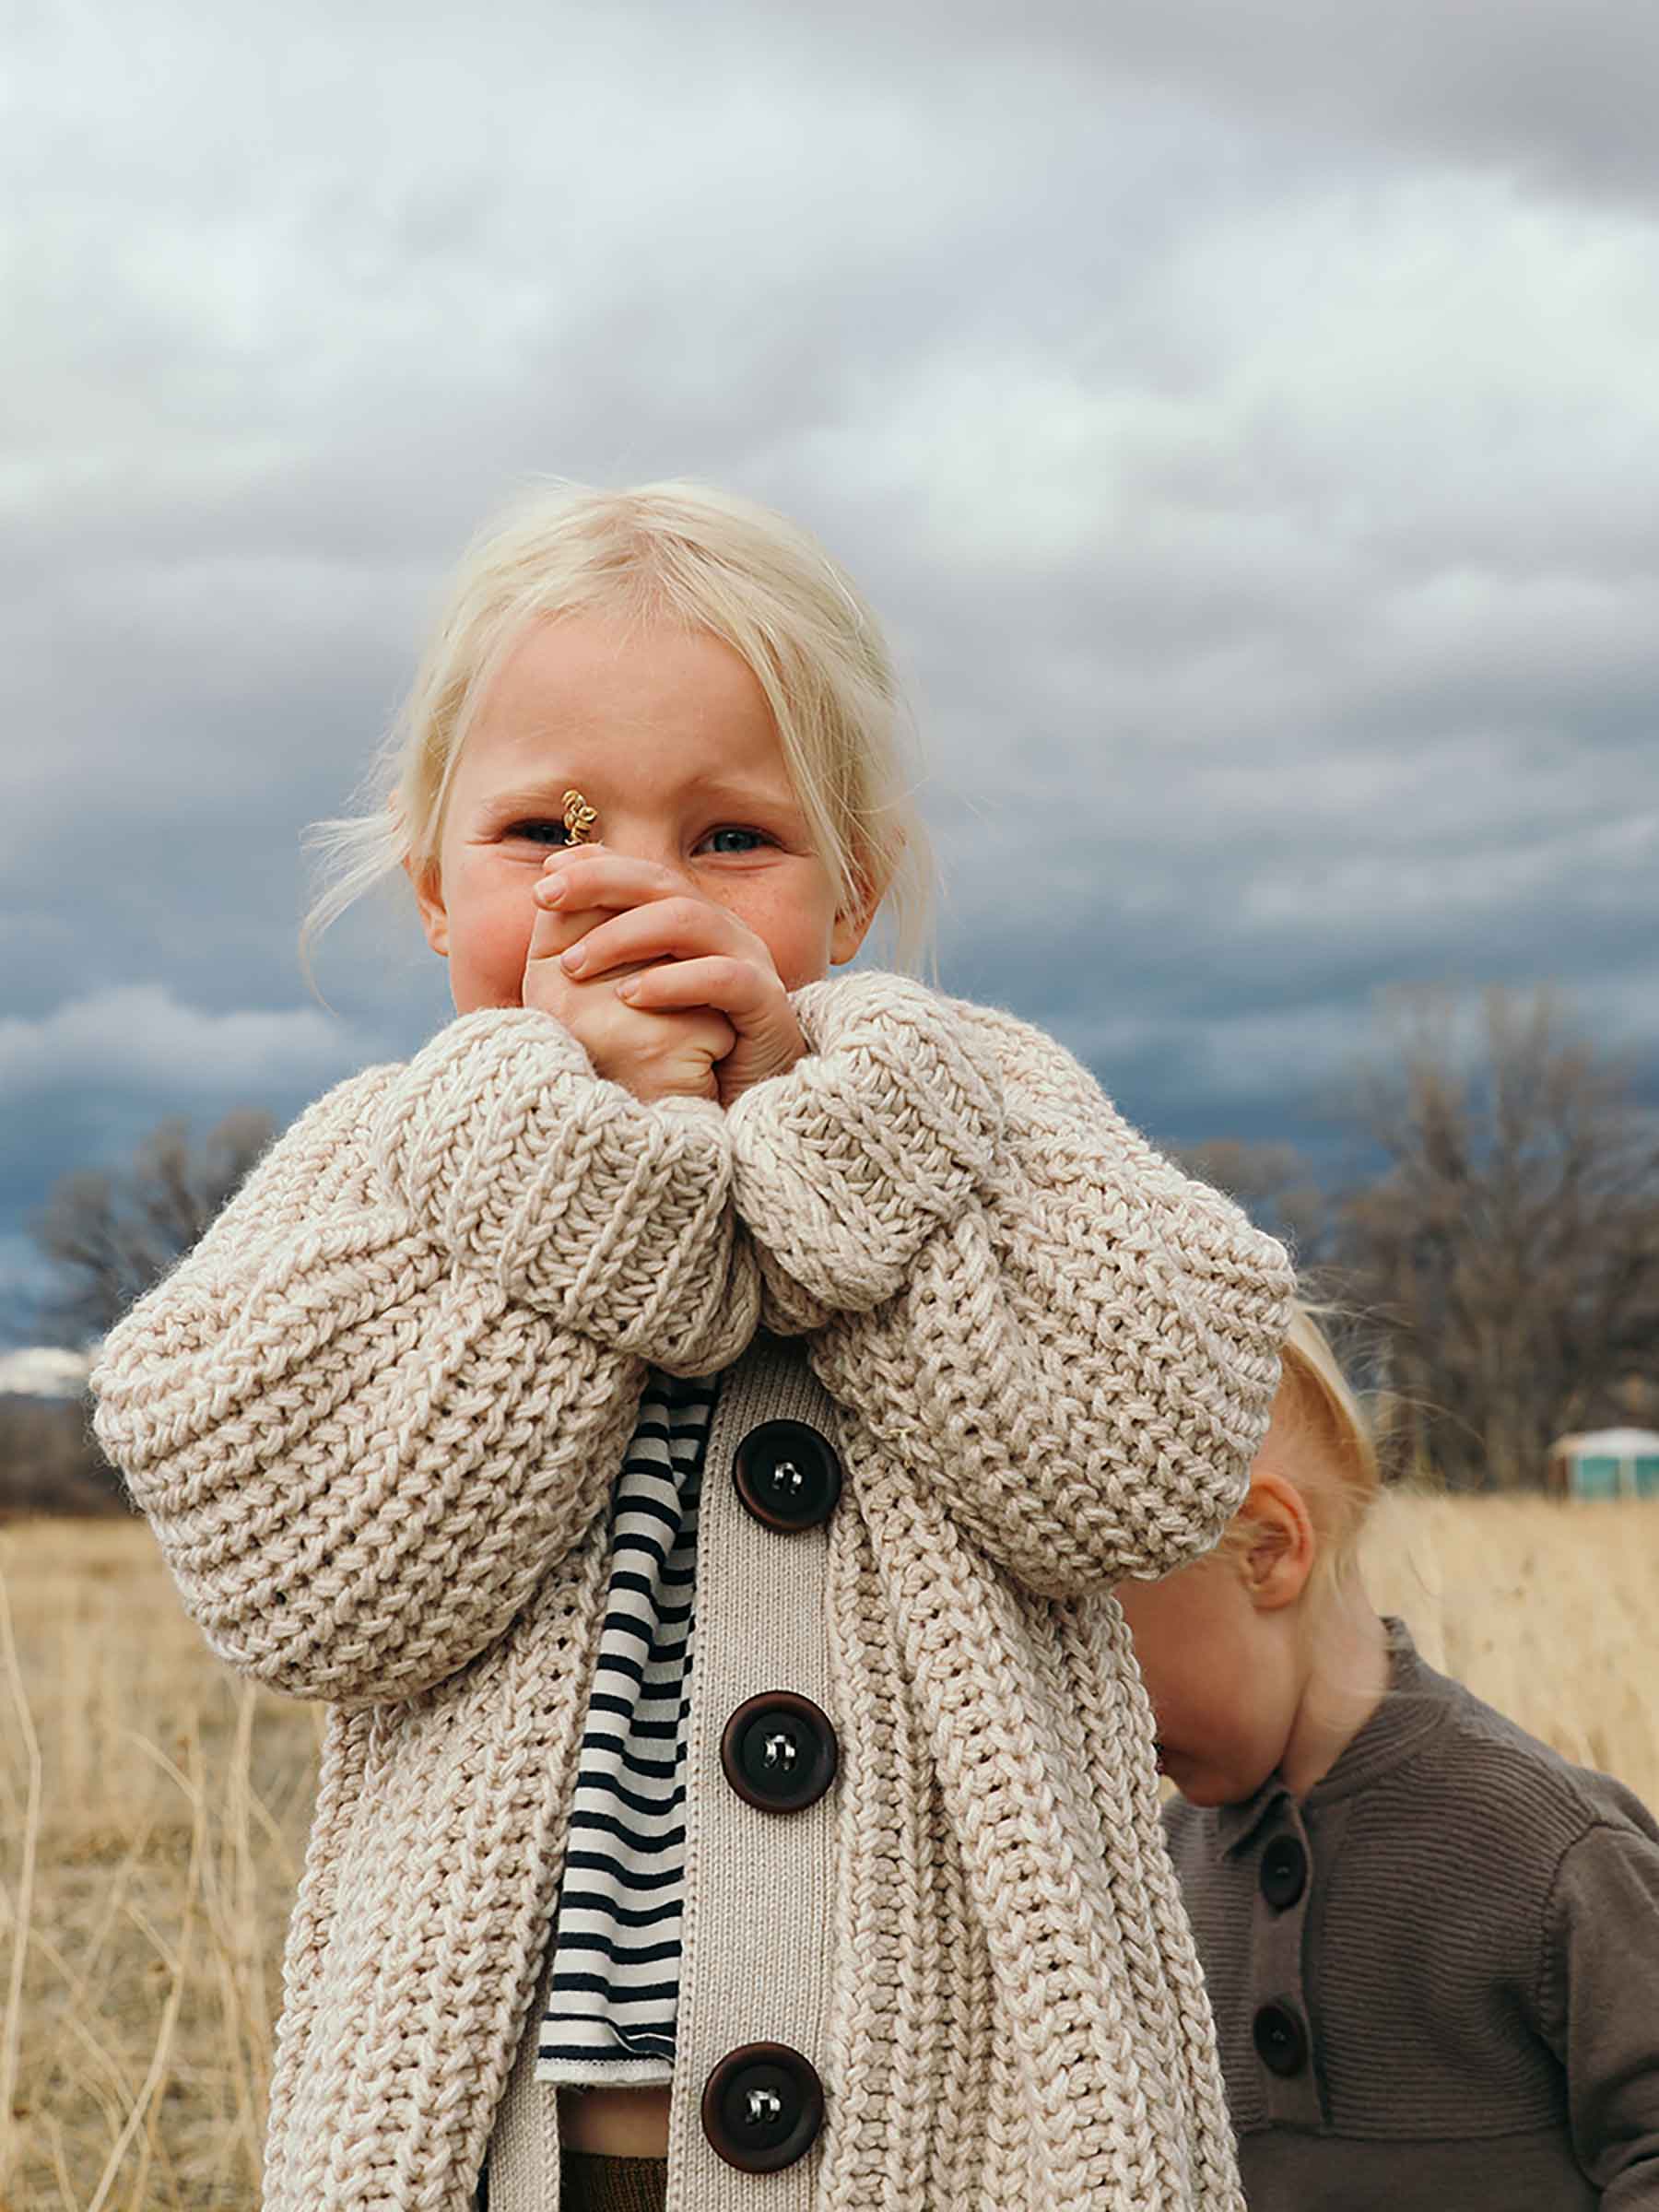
top-left (561, 789), bottom-right (598, 845)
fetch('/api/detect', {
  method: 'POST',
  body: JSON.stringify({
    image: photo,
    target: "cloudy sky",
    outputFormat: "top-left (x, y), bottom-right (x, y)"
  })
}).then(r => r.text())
top-left (6, 0), bottom-right (1656, 1351)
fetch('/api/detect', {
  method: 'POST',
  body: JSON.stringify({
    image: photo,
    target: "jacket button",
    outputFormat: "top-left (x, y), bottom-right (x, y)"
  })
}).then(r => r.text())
top-left (1253, 2000), bottom-right (1310, 2077)
top-left (733, 1420), bottom-right (842, 1533)
top-left (701, 2041), bottom-right (825, 2172)
top-left (720, 1691), bottom-right (838, 1813)
top-left (1259, 1833), bottom-right (1308, 1911)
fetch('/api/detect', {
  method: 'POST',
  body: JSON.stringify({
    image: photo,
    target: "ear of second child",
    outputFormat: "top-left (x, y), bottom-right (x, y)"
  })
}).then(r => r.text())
top-left (1115, 1395), bottom-right (1391, 1809)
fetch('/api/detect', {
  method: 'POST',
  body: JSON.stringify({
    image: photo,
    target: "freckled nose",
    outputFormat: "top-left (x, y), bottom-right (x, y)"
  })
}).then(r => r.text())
top-left (608, 828), bottom-right (690, 880)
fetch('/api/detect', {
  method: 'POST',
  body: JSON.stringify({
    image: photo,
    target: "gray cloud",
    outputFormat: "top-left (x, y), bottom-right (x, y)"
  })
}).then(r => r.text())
top-left (5, 0), bottom-right (1657, 1338)
top-left (0, 987), bottom-right (371, 1103)
top-left (778, 0), bottom-right (1659, 208)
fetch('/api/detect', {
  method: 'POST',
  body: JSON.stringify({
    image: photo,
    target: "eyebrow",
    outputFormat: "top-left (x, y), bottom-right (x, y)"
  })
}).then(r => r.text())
top-left (480, 786), bottom-right (586, 818)
top-left (482, 773), bottom-right (805, 818)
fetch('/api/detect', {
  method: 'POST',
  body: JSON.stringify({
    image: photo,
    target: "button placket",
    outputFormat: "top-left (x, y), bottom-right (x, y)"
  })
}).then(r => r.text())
top-left (1246, 1803), bottom-right (1324, 2128)
top-left (671, 1360), bottom-right (842, 2200)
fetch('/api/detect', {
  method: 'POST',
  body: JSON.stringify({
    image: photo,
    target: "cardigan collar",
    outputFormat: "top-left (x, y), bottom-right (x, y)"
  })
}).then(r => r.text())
top-left (1215, 1617), bottom-right (1450, 1858)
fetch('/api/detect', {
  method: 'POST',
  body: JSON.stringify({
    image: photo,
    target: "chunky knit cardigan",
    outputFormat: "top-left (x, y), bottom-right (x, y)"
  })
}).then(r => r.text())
top-left (90, 972), bottom-right (1294, 2212)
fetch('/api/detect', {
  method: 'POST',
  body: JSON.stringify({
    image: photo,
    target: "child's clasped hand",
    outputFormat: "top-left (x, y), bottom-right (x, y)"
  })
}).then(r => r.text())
top-left (525, 842), bottom-right (810, 1107)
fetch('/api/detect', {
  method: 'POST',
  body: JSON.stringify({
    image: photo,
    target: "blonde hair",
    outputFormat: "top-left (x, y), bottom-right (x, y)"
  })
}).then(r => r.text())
top-left (1217, 1299), bottom-right (1382, 1588)
top-left (1277, 1301), bottom-right (1382, 1579)
top-left (300, 479), bottom-right (935, 984)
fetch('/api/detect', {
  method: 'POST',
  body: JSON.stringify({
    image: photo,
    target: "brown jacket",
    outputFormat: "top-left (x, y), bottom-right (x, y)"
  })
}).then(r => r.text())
top-left (1164, 1620), bottom-right (1659, 2209)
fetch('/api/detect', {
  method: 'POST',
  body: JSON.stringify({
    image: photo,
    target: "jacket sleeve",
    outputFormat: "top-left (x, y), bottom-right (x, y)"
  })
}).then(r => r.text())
top-left (725, 972), bottom-right (1293, 1592)
top-left (1538, 1818), bottom-right (1659, 2206)
top-left (90, 1007), bottom-right (758, 1704)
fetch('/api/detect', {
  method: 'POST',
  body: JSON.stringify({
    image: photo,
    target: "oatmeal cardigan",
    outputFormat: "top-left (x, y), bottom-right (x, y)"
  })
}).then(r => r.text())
top-left (90, 973), bottom-right (1294, 2212)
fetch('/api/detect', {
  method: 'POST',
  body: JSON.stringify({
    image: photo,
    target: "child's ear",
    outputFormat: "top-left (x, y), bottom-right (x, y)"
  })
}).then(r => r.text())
top-left (404, 853), bottom-right (450, 958)
top-left (830, 866), bottom-right (883, 966)
top-left (1237, 1472), bottom-right (1317, 1613)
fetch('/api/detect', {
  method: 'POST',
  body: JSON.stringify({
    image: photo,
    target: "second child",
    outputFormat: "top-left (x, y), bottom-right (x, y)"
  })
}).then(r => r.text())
top-left (1118, 1303), bottom-right (1659, 2210)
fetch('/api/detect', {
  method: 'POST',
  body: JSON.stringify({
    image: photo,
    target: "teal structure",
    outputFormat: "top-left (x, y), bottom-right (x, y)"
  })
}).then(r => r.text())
top-left (1547, 1428), bottom-right (1659, 1501)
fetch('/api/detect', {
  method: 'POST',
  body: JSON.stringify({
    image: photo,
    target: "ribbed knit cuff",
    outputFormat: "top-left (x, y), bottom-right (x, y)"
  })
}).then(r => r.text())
top-left (371, 1008), bottom-right (757, 1365)
top-left (727, 972), bottom-right (1005, 1316)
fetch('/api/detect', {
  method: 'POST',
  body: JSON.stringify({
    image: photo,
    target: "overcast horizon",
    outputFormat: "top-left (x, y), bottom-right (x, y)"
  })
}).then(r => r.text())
top-left (6, 0), bottom-right (1656, 1353)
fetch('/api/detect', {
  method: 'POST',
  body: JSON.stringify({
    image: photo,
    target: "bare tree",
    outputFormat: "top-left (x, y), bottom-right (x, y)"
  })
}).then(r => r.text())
top-left (1335, 987), bottom-right (1659, 1491)
top-left (29, 1108), bottom-right (276, 1344)
top-left (0, 1395), bottom-right (126, 1517)
top-left (1175, 1137), bottom-right (1333, 1265)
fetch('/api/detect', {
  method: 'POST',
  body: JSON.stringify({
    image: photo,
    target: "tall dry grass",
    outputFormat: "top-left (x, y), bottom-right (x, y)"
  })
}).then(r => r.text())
top-left (3, 1497), bottom-right (1656, 2208)
top-left (1359, 1489), bottom-right (1659, 1794)
top-left (0, 1521), bottom-right (319, 2212)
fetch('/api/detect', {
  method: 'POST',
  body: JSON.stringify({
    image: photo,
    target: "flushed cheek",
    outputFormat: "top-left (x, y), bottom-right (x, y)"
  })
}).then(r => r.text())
top-left (446, 896), bottom-right (539, 1006)
top-left (759, 906), bottom-right (838, 992)
top-left (468, 881), bottom-right (537, 959)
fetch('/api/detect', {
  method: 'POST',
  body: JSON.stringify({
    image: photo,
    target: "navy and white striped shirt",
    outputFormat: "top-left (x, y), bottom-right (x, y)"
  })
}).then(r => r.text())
top-left (535, 1371), bottom-right (716, 2086)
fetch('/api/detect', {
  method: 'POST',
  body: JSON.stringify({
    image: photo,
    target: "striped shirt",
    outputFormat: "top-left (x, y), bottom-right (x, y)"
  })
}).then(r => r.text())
top-left (535, 1370), bottom-right (716, 2086)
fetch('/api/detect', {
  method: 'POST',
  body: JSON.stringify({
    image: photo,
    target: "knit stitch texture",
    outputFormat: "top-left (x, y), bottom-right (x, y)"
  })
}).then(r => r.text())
top-left (91, 975), bottom-right (1294, 2210)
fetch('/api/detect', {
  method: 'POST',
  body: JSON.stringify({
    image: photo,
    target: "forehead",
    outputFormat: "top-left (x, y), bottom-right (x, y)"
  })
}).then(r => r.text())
top-left (465, 613), bottom-right (780, 769)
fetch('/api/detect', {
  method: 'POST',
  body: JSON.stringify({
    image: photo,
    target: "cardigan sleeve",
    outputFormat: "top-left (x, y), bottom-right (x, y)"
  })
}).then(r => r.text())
top-left (726, 972), bottom-right (1293, 1591)
top-left (1537, 1818), bottom-right (1659, 2206)
top-left (89, 1006), bottom-right (759, 1704)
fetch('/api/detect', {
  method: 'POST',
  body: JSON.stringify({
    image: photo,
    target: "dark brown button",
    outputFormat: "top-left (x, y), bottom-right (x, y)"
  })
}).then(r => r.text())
top-left (720, 1691), bottom-right (838, 1814)
top-left (733, 1420), bottom-right (842, 1533)
top-left (1259, 1833), bottom-right (1308, 1911)
top-left (701, 2041), bottom-right (825, 2172)
top-left (1253, 2000), bottom-right (1309, 2077)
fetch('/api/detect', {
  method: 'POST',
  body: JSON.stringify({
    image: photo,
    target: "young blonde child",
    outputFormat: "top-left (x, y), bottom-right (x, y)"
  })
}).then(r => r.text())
top-left (90, 481), bottom-right (1295, 2212)
top-left (1116, 1301), bottom-right (1659, 2210)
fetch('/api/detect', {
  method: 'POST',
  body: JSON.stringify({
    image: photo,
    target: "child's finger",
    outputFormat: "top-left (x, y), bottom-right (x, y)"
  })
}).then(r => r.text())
top-left (614, 955), bottom-right (771, 1021)
top-left (535, 849), bottom-right (682, 912)
top-left (618, 959), bottom-right (808, 1100)
top-left (526, 901), bottom-right (609, 964)
top-left (556, 896), bottom-right (745, 981)
top-left (564, 987), bottom-right (737, 1100)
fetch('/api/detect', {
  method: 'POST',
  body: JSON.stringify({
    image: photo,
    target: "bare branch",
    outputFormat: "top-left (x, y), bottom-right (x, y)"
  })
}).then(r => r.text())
top-left (1335, 986), bottom-right (1659, 1490)
top-left (28, 1110), bottom-right (276, 1345)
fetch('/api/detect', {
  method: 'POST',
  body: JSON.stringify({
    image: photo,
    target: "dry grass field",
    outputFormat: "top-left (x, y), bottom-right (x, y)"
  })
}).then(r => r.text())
top-left (3, 1497), bottom-right (1657, 2210)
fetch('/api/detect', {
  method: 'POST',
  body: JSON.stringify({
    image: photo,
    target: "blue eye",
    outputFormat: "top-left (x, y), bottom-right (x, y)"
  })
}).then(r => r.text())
top-left (508, 820), bottom-right (573, 846)
top-left (703, 827), bottom-right (768, 854)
